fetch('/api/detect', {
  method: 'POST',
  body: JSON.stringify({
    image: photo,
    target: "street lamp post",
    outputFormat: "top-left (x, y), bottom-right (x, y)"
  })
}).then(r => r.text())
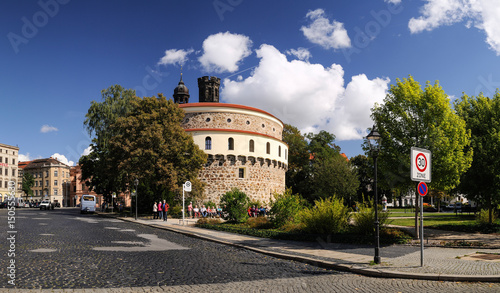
top-left (134, 179), bottom-right (139, 220)
top-left (367, 125), bottom-right (382, 264)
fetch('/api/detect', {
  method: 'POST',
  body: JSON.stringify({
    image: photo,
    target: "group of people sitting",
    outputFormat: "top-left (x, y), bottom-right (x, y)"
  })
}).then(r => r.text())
top-left (248, 205), bottom-right (268, 217)
top-left (188, 203), bottom-right (223, 218)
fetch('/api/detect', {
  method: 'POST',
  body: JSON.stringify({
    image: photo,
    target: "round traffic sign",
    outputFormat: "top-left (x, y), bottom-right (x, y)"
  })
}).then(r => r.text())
top-left (416, 153), bottom-right (428, 172)
top-left (417, 181), bottom-right (428, 196)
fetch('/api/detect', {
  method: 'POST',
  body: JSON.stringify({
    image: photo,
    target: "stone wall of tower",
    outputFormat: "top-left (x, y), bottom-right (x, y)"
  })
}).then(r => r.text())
top-left (199, 155), bottom-right (286, 204)
top-left (183, 112), bottom-right (283, 140)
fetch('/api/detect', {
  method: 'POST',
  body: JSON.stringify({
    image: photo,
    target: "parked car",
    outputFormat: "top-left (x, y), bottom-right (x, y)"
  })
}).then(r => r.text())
top-left (39, 200), bottom-right (55, 210)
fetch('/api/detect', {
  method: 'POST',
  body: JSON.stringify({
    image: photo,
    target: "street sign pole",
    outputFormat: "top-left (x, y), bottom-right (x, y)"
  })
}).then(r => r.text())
top-left (420, 190), bottom-right (424, 267)
top-left (182, 184), bottom-right (185, 226)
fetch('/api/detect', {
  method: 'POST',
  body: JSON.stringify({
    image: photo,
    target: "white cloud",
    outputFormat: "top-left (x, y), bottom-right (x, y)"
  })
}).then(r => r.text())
top-left (409, 0), bottom-right (500, 55)
top-left (51, 153), bottom-right (75, 166)
top-left (301, 8), bottom-right (351, 50)
top-left (198, 32), bottom-right (253, 73)
top-left (222, 44), bottom-right (389, 140)
top-left (81, 146), bottom-right (92, 156)
top-left (19, 153), bottom-right (32, 162)
top-left (385, 0), bottom-right (402, 4)
top-left (158, 48), bottom-right (194, 66)
top-left (40, 125), bottom-right (58, 133)
top-left (286, 48), bottom-right (312, 62)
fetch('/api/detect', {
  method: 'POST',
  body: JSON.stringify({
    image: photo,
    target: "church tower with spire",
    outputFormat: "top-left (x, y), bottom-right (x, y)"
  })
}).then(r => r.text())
top-left (173, 72), bottom-right (190, 104)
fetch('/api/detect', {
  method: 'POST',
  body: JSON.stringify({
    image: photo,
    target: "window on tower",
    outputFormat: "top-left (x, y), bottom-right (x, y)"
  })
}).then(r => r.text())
top-left (266, 142), bottom-right (270, 154)
top-left (205, 137), bottom-right (212, 150)
top-left (249, 140), bottom-right (255, 152)
top-left (228, 137), bottom-right (234, 150)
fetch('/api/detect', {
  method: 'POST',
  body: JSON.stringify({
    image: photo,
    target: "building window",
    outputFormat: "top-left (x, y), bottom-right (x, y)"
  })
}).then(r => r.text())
top-left (35, 181), bottom-right (38, 187)
top-left (0, 168), bottom-right (2, 175)
top-left (45, 171), bottom-right (48, 177)
top-left (279, 146), bottom-right (281, 157)
top-left (206, 117), bottom-right (211, 122)
top-left (54, 170), bottom-right (58, 177)
top-left (205, 137), bottom-right (212, 150)
top-left (54, 180), bottom-right (58, 186)
top-left (12, 158), bottom-right (15, 164)
top-left (228, 137), bottom-right (234, 150)
top-left (262, 123), bottom-right (265, 128)
top-left (238, 168), bottom-right (245, 179)
top-left (12, 169), bottom-right (15, 177)
top-left (285, 149), bottom-right (288, 160)
top-left (246, 120), bottom-right (250, 125)
top-left (0, 181), bottom-right (2, 188)
top-left (54, 189), bottom-right (58, 196)
top-left (45, 180), bottom-right (48, 186)
top-left (266, 142), bottom-right (270, 154)
top-left (227, 118), bottom-right (231, 123)
top-left (249, 140), bottom-right (255, 152)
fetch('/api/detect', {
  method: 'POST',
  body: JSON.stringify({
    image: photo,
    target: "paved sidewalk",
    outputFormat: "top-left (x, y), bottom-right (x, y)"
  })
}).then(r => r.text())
top-left (101, 213), bottom-right (500, 283)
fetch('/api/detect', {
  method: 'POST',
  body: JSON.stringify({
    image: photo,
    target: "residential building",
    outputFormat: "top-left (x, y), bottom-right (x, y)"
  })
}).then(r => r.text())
top-left (0, 143), bottom-right (20, 201)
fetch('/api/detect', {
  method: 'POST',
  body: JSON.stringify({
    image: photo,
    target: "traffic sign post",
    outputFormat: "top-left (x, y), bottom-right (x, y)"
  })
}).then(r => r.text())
top-left (182, 181), bottom-right (192, 225)
top-left (411, 147), bottom-right (431, 267)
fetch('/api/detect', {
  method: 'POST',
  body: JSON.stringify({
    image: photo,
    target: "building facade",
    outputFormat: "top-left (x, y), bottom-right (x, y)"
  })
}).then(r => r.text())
top-left (0, 143), bottom-right (20, 201)
top-left (21, 158), bottom-right (71, 205)
top-left (176, 76), bottom-right (288, 203)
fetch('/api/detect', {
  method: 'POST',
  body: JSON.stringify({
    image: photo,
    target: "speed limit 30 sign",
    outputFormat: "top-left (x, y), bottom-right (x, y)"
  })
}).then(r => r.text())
top-left (411, 147), bottom-right (431, 182)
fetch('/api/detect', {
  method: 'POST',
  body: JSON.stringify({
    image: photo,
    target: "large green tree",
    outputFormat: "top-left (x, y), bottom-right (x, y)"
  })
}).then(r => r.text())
top-left (282, 124), bottom-right (358, 203)
top-left (107, 95), bottom-right (207, 211)
top-left (80, 85), bottom-right (136, 201)
top-left (455, 93), bottom-right (500, 223)
top-left (371, 76), bottom-right (472, 194)
top-left (371, 76), bottom-right (472, 236)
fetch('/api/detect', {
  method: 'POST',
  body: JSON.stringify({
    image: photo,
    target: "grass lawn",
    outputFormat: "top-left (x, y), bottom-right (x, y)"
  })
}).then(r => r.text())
top-left (389, 215), bottom-right (477, 227)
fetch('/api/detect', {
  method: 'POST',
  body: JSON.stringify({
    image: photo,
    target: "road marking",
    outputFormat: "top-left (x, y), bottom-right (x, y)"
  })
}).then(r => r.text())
top-left (93, 234), bottom-right (189, 252)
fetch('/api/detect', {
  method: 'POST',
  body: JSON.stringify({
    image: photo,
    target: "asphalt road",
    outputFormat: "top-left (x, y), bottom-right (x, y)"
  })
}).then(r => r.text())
top-left (1, 208), bottom-right (499, 292)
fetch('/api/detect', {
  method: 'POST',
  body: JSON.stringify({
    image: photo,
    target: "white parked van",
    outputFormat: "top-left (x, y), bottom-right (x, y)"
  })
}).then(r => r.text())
top-left (80, 194), bottom-right (96, 214)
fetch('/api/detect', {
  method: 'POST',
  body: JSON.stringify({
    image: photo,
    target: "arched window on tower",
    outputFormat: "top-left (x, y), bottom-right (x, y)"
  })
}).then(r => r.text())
top-left (205, 137), bottom-right (212, 150)
top-left (228, 137), bottom-right (234, 150)
top-left (249, 140), bottom-right (255, 152)
top-left (278, 146), bottom-right (281, 157)
top-left (266, 142), bottom-right (270, 154)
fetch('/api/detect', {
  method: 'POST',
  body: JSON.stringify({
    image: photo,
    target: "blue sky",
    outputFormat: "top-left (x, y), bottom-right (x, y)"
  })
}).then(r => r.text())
top-left (2, 0), bottom-right (500, 164)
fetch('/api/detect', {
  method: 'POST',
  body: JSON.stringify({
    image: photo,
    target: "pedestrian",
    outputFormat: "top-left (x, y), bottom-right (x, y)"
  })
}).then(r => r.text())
top-left (158, 201), bottom-right (163, 220)
top-left (193, 205), bottom-right (200, 218)
top-left (153, 202), bottom-right (158, 219)
top-left (188, 202), bottom-right (193, 218)
top-left (163, 200), bottom-right (170, 222)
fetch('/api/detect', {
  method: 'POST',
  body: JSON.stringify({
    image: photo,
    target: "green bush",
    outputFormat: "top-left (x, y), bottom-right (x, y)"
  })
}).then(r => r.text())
top-left (169, 206), bottom-right (183, 218)
top-left (476, 209), bottom-right (497, 224)
top-left (196, 217), bottom-right (222, 225)
top-left (269, 189), bottom-right (307, 228)
top-left (298, 196), bottom-right (350, 234)
top-left (351, 202), bottom-right (391, 235)
top-left (220, 188), bottom-right (250, 223)
top-left (246, 216), bottom-right (273, 229)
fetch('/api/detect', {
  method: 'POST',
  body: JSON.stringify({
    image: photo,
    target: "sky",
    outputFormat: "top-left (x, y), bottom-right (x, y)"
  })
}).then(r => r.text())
top-left (2, 0), bottom-right (500, 165)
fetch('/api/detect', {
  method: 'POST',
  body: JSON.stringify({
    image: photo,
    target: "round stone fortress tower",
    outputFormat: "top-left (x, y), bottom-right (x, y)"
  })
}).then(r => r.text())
top-left (174, 76), bottom-right (288, 203)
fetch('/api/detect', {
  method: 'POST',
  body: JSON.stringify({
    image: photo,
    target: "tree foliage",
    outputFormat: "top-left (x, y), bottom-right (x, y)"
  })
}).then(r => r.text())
top-left (107, 95), bottom-right (207, 206)
top-left (455, 93), bottom-right (500, 223)
top-left (282, 124), bottom-right (358, 203)
top-left (80, 85), bottom-right (136, 200)
top-left (22, 172), bottom-right (34, 197)
top-left (371, 76), bottom-right (473, 193)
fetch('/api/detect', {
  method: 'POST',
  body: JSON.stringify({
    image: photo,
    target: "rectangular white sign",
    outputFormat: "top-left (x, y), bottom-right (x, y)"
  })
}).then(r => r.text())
top-left (411, 147), bottom-right (431, 183)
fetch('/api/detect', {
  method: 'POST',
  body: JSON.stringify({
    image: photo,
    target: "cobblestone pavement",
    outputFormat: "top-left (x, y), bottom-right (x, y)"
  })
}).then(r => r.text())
top-left (2, 209), bottom-right (500, 292)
